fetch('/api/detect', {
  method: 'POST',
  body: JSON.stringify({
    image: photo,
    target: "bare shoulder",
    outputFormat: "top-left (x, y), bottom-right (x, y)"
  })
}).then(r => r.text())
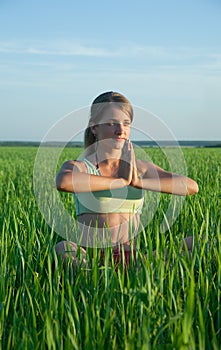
top-left (136, 159), bottom-right (155, 172)
top-left (136, 159), bottom-right (165, 177)
top-left (60, 159), bottom-right (87, 173)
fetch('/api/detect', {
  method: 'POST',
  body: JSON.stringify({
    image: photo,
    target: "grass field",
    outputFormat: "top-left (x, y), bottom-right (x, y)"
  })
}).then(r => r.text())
top-left (0, 146), bottom-right (220, 350)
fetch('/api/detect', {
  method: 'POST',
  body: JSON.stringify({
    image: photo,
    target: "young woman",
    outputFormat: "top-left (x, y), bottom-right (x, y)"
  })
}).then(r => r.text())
top-left (55, 91), bottom-right (198, 267)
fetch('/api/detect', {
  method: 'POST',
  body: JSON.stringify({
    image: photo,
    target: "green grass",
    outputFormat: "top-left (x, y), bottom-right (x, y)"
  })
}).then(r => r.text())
top-left (0, 146), bottom-right (220, 349)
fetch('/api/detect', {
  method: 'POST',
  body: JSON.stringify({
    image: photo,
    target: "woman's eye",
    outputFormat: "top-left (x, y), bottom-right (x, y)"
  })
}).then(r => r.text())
top-left (123, 121), bottom-right (131, 127)
top-left (105, 121), bottom-right (131, 127)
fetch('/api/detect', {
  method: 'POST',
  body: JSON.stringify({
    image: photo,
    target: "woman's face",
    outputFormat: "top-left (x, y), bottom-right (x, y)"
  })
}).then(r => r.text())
top-left (92, 105), bottom-right (131, 149)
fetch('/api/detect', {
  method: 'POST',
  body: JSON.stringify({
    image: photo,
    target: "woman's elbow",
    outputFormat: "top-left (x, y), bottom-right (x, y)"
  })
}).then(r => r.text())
top-left (55, 174), bottom-right (66, 192)
top-left (187, 179), bottom-right (199, 195)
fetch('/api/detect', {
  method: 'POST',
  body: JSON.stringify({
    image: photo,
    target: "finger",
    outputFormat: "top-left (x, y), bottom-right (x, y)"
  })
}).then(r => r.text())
top-left (121, 140), bottom-right (131, 161)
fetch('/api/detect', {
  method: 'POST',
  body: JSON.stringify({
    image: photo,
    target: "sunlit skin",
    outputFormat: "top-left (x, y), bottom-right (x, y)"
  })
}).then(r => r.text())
top-left (55, 104), bottom-right (198, 267)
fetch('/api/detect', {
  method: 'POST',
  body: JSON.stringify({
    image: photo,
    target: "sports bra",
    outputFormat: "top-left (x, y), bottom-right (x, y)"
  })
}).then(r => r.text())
top-left (73, 159), bottom-right (144, 216)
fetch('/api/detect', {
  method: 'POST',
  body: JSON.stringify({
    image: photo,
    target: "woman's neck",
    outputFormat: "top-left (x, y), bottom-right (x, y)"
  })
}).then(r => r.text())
top-left (96, 147), bottom-right (121, 169)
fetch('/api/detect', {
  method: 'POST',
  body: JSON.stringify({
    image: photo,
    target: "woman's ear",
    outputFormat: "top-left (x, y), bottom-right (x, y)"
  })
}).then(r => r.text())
top-left (90, 126), bottom-right (95, 135)
top-left (90, 124), bottom-right (97, 135)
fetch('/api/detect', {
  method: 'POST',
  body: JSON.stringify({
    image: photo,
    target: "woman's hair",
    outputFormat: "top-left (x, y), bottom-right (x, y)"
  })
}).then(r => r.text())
top-left (84, 91), bottom-right (133, 149)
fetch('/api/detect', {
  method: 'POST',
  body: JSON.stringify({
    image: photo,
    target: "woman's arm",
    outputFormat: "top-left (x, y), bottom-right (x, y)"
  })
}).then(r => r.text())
top-left (132, 160), bottom-right (199, 196)
top-left (55, 160), bottom-right (131, 193)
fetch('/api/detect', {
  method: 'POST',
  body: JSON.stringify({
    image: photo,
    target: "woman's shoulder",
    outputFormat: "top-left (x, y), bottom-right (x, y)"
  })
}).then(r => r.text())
top-left (61, 157), bottom-right (98, 173)
top-left (60, 159), bottom-right (88, 172)
top-left (136, 159), bottom-right (153, 171)
top-left (136, 159), bottom-right (162, 177)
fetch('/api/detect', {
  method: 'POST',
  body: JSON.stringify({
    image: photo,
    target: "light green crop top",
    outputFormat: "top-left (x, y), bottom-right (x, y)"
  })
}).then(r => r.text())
top-left (73, 159), bottom-right (144, 216)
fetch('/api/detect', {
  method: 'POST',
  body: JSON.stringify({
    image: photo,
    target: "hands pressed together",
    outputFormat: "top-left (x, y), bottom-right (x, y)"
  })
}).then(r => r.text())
top-left (118, 140), bottom-right (141, 188)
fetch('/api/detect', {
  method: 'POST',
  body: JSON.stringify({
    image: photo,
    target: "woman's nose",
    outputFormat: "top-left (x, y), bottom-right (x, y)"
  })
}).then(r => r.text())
top-left (115, 123), bottom-right (124, 133)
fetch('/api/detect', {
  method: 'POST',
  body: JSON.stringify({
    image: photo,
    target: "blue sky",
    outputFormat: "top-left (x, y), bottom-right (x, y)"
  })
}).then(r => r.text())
top-left (0, 0), bottom-right (221, 141)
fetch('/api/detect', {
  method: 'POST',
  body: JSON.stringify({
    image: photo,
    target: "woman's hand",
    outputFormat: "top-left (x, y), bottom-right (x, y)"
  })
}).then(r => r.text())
top-left (130, 143), bottom-right (143, 188)
top-left (118, 140), bottom-right (142, 188)
top-left (118, 140), bottom-right (133, 185)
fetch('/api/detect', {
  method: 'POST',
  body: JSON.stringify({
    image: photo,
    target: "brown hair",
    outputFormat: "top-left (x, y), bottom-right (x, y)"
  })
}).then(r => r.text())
top-left (84, 91), bottom-right (133, 149)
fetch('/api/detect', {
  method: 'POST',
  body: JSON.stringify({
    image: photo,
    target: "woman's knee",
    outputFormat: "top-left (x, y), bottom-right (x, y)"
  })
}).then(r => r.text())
top-left (55, 240), bottom-right (78, 256)
top-left (55, 241), bottom-right (87, 267)
top-left (183, 236), bottom-right (193, 251)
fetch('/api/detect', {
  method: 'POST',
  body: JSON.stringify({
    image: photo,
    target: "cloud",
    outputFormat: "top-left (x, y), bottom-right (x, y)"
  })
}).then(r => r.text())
top-left (1, 40), bottom-right (221, 73)
top-left (0, 40), bottom-right (119, 57)
top-left (0, 41), bottom-right (193, 60)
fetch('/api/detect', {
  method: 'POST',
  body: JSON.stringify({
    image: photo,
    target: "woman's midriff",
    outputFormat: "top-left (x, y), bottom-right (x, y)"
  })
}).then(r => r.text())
top-left (76, 212), bottom-right (140, 247)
